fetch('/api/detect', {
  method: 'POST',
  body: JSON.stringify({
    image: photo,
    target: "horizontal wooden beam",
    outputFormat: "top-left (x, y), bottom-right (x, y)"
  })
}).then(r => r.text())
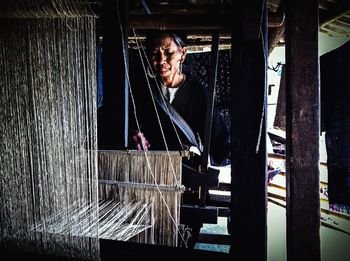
top-left (128, 13), bottom-right (284, 30)
top-left (197, 233), bottom-right (231, 245)
top-left (129, 14), bottom-right (229, 30)
top-left (180, 205), bottom-right (218, 225)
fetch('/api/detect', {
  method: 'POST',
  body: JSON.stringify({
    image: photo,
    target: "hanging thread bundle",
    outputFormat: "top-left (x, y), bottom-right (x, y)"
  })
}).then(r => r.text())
top-left (0, 1), bottom-right (99, 260)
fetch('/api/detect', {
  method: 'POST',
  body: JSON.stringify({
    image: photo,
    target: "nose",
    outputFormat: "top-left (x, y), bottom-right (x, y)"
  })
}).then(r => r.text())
top-left (157, 52), bottom-right (167, 65)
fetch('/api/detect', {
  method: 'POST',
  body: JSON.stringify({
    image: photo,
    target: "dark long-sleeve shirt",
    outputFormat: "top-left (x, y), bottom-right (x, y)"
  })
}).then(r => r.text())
top-left (130, 74), bottom-right (231, 166)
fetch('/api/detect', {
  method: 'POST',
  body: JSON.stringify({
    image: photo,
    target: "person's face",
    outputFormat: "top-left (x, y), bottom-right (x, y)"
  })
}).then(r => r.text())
top-left (149, 36), bottom-right (185, 79)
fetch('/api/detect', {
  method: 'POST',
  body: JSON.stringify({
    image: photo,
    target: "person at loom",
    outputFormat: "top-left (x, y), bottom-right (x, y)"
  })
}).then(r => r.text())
top-left (130, 30), bottom-right (230, 166)
top-left (128, 30), bottom-right (231, 247)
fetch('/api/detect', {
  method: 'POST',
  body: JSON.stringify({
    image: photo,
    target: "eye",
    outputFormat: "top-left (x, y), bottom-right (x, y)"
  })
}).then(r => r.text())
top-left (165, 50), bottom-right (174, 57)
top-left (150, 51), bottom-right (158, 60)
top-left (150, 49), bottom-right (159, 55)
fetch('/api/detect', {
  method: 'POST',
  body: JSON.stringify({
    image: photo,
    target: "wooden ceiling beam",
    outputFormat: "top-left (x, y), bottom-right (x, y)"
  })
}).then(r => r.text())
top-left (128, 13), bottom-right (284, 30)
top-left (319, 2), bottom-right (350, 25)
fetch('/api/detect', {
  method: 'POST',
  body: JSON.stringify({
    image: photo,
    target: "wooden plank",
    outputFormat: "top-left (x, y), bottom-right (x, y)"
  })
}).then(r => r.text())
top-left (99, 239), bottom-right (231, 259)
top-left (197, 233), bottom-right (231, 245)
top-left (180, 205), bottom-right (218, 225)
top-left (128, 13), bottom-right (283, 30)
top-left (285, 0), bottom-right (321, 260)
top-left (182, 164), bottom-right (219, 187)
top-left (229, 0), bottom-right (268, 260)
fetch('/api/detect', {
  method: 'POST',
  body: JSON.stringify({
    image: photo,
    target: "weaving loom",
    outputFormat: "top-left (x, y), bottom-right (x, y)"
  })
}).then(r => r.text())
top-left (30, 150), bottom-right (185, 247)
top-left (98, 150), bottom-right (185, 246)
top-left (0, 1), bottom-right (191, 259)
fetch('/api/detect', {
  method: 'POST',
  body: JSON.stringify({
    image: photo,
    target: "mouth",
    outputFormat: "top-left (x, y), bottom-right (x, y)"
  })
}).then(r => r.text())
top-left (159, 68), bottom-right (168, 73)
top-left (157, 65), bottom-right (169, 73)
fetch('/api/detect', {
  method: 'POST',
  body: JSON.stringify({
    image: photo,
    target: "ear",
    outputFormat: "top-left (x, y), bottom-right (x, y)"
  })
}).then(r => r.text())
top-left (180, 47), bottom-right (187, 62)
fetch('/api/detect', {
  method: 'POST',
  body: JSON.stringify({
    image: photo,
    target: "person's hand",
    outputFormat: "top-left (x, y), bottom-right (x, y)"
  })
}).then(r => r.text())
top-left (131, 130), bottom-right (151, 151)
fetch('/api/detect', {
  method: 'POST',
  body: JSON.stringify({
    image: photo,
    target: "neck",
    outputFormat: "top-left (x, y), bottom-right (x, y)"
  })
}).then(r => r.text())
top-left (160, 73), bottom-right (185, 88)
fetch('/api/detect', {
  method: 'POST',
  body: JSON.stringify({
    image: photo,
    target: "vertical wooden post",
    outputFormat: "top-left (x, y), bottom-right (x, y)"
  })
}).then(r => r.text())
top-left (230, 0), bottom-right (268, 260)
top-left (201, 30), bottom-right (220, 172)
top-left (98, 0), bottom-right (129, 149)
top-left (285, 0), bottom-right (321, 260)
top-left (200, 30), bottom-right (220, 206)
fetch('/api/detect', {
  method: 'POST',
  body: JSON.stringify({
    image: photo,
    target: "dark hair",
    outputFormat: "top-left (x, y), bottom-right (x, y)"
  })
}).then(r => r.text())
top-left (145, 30), bottom-right (187, 56)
